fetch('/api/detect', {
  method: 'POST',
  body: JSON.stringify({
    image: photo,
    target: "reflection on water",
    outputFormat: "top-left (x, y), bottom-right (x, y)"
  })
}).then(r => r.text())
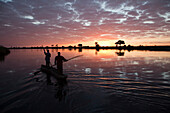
top-left (115, 50), bottom-right (125, 56)
top-left (54, 79), bottom-right (68, 101)
top-left (0, 52), bottom-right (10, 62)
top-left (0, 49), bottom-right (170, 113)
top-left (44, 74), bottom-right (68, 101)
top-left (0, 55), bottom-right (5, 62)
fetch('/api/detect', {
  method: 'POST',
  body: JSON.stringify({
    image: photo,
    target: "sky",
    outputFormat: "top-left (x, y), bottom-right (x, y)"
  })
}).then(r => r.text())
top-left (0, 0), bottom-right (170, 47)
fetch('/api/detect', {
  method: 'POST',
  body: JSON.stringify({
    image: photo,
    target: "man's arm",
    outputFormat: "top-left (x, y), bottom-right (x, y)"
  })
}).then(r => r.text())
top-left (62, 56), bottom-right (68, 62)
top-left (43, 49), bottom-right (46, 54)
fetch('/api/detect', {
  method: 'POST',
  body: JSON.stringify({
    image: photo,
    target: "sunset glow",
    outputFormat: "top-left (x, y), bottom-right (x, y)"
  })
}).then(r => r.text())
top-left (0, 0), bottom-right (170, 47)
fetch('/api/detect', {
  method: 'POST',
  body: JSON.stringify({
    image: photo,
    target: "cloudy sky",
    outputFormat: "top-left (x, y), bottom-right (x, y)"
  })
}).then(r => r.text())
top-left (0, 0), bottom-right (170, 47)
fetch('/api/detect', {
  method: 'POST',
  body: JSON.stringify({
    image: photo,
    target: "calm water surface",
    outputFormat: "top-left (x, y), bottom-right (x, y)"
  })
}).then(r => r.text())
top-left (0, 49), bottom-right (170, 113)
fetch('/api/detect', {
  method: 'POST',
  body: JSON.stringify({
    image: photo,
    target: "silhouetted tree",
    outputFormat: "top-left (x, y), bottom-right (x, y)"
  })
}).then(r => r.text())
top-left (95, 42), bottom-right (100, 48)
top-left (115, 40), bottom-right (125, 47)
top-left (68, 45), bottom-right (72, 48)
top-left (78, 44), bottom-right (82, 48)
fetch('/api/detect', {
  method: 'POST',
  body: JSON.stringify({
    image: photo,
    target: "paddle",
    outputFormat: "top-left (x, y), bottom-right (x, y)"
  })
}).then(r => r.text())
top-left (67, 55), bottom-right (83, 61)
top-left (34, 70), bottom-right (41, 75)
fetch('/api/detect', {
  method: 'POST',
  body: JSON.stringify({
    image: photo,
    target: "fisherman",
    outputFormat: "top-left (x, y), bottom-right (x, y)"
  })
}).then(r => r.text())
top-left (44, 49), bottom-right (51, 67)
top-left (54, 52), bottom-right (68, 74)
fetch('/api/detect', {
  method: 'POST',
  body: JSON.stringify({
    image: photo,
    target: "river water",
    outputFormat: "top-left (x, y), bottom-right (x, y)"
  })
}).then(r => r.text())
top-left (0, 49), bottom-right (170, 113)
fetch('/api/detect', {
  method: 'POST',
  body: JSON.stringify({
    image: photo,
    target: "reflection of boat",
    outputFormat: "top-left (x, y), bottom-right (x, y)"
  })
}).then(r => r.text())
top-left (41, 65), bottom-right (67, 80)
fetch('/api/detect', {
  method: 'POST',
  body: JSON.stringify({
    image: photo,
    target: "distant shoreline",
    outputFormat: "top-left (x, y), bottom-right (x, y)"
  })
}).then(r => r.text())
top-left (8, 46), bottom-right (170, 51)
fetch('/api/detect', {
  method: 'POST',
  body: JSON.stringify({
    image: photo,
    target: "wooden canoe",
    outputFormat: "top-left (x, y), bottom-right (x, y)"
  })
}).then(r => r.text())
top-left (41, 65), bottom-right (67, 80)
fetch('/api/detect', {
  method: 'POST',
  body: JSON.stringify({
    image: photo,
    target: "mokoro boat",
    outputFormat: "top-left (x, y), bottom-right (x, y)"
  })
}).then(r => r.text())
top-left (41, 65), bottom-right (67, 80)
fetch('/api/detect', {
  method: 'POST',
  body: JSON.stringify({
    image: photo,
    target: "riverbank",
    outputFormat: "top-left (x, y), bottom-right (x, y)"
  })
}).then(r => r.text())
top-left (8, 46), bottom-right (170, 51)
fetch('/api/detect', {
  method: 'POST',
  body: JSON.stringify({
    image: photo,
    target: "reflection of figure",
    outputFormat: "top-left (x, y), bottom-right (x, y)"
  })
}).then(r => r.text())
top-left (54, 52), bottom-right (68, 74)
top-left (55, 79), bottom-right (68, 101)
top-left (44, 49), bottom-right (51, 67)
top-left (46, 74), bottom-right (53, 85)
top-left (45, 74), bottom-right (68, 101)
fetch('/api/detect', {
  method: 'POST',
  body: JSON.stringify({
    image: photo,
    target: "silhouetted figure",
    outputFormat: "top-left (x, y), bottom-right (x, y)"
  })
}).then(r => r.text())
top-left (44, 49), bottom-right (51, 67)
top-left (54, 52), bottom-right (68, 74)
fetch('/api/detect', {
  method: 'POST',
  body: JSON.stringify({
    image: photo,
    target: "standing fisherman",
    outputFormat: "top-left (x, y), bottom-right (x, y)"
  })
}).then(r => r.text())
top-left (54, 52), bottom-right (68, 74)
top-left (44, 49), bottom-right (51, 67)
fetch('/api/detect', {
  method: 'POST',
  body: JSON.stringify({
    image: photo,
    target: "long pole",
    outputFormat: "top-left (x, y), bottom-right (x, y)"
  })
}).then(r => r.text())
top-left (67, 55), bottom-right (83, 61)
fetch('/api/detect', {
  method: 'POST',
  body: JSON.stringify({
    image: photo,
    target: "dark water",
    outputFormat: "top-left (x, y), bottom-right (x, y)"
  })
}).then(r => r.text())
top-left (0, 49), bottom-right (170, 113)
